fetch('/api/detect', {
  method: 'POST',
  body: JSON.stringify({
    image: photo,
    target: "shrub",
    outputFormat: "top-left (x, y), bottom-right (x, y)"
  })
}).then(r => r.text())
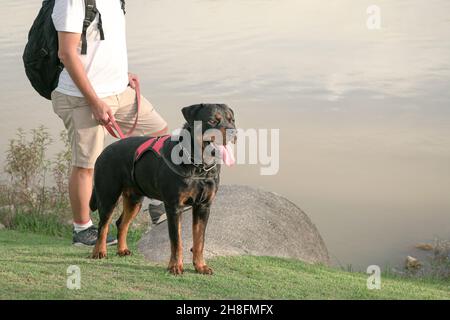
top-left (1, 126), bottom-right (72, 227)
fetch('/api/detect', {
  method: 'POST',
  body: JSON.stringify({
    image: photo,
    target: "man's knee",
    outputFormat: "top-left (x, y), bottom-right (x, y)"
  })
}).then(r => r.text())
top-left (71, 166), bottom-right (94, 178)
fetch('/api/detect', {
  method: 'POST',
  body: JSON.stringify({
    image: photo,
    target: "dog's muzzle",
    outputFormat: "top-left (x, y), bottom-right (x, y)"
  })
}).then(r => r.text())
top-left (226, 128), bottom-right (237, 144)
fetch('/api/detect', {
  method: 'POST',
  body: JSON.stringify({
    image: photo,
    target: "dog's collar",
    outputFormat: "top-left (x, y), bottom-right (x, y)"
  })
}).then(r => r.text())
top-left (180, 143), bottom-right (217, 171)
top-left (161, 142), bottom-right (218, 180)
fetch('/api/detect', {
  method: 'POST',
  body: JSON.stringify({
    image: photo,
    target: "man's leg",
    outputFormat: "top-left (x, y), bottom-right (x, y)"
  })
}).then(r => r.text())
top-left (114, 87), bottom-right (168, 137)
top-left (69, 167), bottom-right (93, 225)
top-left (70, 167), bottom-right (117, 246)
top-left (51, 90), bottom-right (117, 245)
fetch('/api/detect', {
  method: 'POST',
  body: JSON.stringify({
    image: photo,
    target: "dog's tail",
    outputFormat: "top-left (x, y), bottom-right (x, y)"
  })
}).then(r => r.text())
top-left (89, 188), bottom-right (98, 212)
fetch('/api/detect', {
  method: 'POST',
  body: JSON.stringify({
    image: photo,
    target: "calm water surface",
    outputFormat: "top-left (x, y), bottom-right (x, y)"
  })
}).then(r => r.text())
top-left (1, 0), bottom-right (449, 269)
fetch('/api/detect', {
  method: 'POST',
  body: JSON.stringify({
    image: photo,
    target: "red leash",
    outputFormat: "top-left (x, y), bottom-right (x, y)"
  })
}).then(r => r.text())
top-left (104, 79), bottom-right (141, 139)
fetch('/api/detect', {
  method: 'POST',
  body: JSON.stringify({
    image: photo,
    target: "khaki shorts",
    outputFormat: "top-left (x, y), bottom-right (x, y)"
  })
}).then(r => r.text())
top-left (51, 87), bottom-right (168, 169)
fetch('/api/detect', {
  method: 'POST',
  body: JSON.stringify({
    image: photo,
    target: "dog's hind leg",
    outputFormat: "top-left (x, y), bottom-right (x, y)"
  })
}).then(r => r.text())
top-left (91, 185), bottom-right (122, 259)
top-left (92, 208), bottom-right (114, 259)
top-left (116, 190), bottom-right (143, 257)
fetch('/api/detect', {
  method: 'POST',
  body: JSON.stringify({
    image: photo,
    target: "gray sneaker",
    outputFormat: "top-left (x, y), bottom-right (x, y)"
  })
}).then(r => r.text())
top-left (73, 225), bottom-right (117, 247)
top-left (148, 202), bottom-right (167, 225)
top-left (147, 203), bottom-right (193, 225)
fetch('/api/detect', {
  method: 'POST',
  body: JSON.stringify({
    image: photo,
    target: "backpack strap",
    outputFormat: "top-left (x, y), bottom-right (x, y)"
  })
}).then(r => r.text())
top-left (81, 0), bottom-right (104, 55)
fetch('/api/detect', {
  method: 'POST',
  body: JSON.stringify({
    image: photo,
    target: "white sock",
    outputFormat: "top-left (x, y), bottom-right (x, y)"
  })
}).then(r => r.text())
top-left (73, 220), bottom-right (93, 233)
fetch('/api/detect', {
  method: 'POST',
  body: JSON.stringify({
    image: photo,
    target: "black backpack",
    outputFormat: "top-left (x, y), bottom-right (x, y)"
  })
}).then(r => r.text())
top-left (23, 0), bottom-right (126, 100)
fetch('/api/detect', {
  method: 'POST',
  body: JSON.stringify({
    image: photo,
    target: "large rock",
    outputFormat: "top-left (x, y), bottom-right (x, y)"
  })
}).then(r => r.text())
top-left (138, 185), bottom-right (330, 265)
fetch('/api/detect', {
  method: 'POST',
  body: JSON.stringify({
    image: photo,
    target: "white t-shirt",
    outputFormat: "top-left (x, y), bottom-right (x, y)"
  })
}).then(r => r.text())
top-left (52, 0), bottom-right (129, 98)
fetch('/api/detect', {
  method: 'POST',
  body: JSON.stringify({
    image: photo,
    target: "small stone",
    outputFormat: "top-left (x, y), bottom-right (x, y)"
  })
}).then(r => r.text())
top-left (415, 243), bottom-right (434, 251)
top-left (405, 256), bottom-right (422, 270)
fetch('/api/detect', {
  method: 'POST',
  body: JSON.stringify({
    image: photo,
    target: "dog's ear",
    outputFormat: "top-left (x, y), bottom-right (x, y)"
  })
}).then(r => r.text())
top-left (220, 104), bottom-right (234, 117)
top-left (182, 104), bottom-right (204, 124)
top-left (228, 106), bottom-right (234, 117)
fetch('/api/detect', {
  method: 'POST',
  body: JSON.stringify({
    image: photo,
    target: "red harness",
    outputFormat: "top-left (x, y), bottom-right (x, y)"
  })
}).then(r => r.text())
top-left (131, 135), bottom-right (171, 196)
top-left (134, 135), bottom-right (171, 161)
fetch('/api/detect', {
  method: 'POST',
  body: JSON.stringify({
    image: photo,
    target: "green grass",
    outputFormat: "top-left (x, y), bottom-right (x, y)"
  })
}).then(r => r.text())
top-left (0, 230), bottom-right (449, 300)
top-left (8, 210), bottom-right (72, 238)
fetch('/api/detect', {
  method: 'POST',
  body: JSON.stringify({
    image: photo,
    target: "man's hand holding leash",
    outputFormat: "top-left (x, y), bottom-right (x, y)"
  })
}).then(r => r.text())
top-left (91, 99), bottom-right (114, 126)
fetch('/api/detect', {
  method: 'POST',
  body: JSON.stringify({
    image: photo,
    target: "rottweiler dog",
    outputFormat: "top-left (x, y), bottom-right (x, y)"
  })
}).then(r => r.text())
top-left (89, 103), bottom-right (236, 275)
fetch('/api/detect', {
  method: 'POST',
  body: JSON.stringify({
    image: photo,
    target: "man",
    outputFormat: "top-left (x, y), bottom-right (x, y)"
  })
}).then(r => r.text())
top-left (51, 0), bottom-right (167, 246)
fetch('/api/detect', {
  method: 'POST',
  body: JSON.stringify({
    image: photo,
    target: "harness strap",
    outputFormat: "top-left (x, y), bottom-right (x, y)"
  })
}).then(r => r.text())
top-left (135, 135), bottom-right (170, 161)
top-left (80, 18), bottom-right (90, 55)
top-left (135, 137), bottom-right (157, 161)
top-left (131, 135), bottom-right (171, 196)
top-left (81, 0), bottom-right (114, 55)
top-left (97, 12), bottom-right (105, 40)
top-left (81, 0), bottom-right (98, 55)
top-left (131, 136), bottom-right (219, 196)
top-left (152, 136), bottom-right (170, 155)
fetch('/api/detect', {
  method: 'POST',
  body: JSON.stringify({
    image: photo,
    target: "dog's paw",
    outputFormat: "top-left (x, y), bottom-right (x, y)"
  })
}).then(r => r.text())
top-left (195, 264), bottom-right (213, 275)
top-left (168, 263), bottom-right (184, 275)
top-left (117, 249), bottom-right (132, 257)
top-left (91, 250), bottom-right (107, 259)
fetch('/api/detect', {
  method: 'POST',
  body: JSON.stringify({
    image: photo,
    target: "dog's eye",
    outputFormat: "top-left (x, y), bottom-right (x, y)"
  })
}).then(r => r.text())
top-left (208, 119), bottom-right (218, 126)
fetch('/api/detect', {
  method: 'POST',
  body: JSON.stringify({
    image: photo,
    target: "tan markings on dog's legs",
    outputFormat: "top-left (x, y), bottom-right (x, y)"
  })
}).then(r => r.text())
top-left (117, 193), bottom-right (142, 256)
top-left (167, 209), bottom-right (184, 275)
top-left (192, 205), bottom-right (213, 275)
top-left (92, 212), bottom-right (114, 259)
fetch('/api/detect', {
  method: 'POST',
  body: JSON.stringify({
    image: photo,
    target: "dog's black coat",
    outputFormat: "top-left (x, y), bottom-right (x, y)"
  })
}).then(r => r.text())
top-left (89, 103), bottom-right (236, 275)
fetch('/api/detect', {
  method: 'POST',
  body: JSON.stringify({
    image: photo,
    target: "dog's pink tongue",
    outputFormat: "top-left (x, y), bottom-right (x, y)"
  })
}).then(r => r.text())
top-left (218, 144), bottom-right (235, 167)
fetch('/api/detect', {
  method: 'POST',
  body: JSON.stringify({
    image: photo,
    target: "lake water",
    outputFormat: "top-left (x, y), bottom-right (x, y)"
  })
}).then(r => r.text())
top-left (1, 0), bottom-right (449, 270)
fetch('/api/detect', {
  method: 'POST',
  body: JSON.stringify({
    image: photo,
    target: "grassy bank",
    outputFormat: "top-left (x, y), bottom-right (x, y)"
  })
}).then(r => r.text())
top-left (0, 229), bottom-right (448, 300)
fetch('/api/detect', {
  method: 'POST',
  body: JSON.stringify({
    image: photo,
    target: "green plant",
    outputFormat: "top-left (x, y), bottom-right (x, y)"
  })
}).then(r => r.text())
top-left (51, 130), bottom-right (72, 209)
top-left (428, 239), bottom-right (450, 279)
top-left (1, 126), bottom-right (73, 227)
top-left (9, 209), bottom-right (72, 238)
top-left (4, 126), bottom-right (52, 214)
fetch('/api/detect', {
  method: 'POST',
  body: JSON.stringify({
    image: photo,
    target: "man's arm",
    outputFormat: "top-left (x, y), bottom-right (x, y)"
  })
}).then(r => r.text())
top-left (57, 31), bottom-right (113, 126)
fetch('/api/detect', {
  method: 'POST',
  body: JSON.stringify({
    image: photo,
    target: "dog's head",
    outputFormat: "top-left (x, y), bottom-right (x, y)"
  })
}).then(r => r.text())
top-left (182, 103), bottom-right (237, 146)
top-left (181, 103), bottom-right (237, 166)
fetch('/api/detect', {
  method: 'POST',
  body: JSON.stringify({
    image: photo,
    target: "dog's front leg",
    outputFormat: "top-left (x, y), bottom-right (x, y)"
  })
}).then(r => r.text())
top-left (192, 204), bottom-right (213, 275)
top-left (165, 205), bottom-right (184, 275)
